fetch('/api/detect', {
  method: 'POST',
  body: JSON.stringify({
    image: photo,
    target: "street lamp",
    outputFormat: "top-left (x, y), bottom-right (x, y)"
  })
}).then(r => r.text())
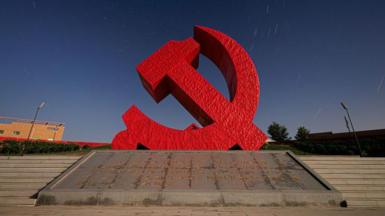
top-left (52, 123), bottom-right (63, 141)
top-left (344, 116), bottom-right (351, 133)
top-left (21, 102), bottom-right (46, 155)
top-left (340, 102), bottom-right (362, 156)
top-left (27, 101), bottom-right (46, 140)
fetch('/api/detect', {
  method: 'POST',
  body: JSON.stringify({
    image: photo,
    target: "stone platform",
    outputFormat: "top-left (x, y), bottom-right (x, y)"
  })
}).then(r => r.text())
top-left (37, 150), bottom-right (343, 206)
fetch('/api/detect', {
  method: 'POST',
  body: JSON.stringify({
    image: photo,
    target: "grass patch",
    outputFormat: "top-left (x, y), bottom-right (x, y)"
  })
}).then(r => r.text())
top-left (261, 143), bottom-right (310, 155)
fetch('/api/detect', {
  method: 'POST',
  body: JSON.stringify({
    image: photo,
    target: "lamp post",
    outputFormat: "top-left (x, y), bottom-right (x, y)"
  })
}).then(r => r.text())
top-left (340, 102), bottom-right (362, 156)
top-left (52, 123), bottom-right (62, 141)
top-left (344, 116), bottom-right (351, 133)
top-left (27, 101), bottom-right (46, 140)
top-left (21, 102), bottom-right (46, 155)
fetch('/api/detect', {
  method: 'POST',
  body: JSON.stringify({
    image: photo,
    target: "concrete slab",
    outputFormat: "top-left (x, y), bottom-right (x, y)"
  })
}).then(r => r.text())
top-left (37, 150), bottom-right (344, 207)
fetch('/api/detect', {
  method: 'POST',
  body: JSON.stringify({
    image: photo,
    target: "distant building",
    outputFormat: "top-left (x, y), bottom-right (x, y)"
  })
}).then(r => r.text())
top-left (309, 129), bottom-right (385, 141)
top-left (0, 116), bottom-right (64, 141)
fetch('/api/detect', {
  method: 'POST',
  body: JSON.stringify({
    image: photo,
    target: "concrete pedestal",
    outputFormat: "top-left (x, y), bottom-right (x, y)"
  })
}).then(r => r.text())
top-left (37, 150), bottom-right (343, 206)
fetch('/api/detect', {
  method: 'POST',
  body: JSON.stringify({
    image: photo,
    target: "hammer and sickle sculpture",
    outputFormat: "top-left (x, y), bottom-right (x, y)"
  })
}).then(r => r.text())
top-left (112, 26), bottom-right (267, 150)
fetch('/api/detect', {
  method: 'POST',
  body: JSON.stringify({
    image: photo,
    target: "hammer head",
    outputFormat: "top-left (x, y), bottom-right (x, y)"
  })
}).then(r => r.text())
top-left (137, 38), bottom-right (200, 103)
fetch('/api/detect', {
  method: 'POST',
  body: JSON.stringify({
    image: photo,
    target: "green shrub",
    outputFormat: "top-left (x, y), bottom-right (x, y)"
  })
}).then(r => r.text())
top-left (81, 145), bottom-right (91, 151)
top-left (0, 140), bottom-right (22, 155)
top-left (295, 138), bottom-right (385, 156)
top-left (0, 140), bottom-right (80, 155)
top-left (79, 144), bottom-right (111, 152)
top-left (261, 143), bottom-right (308, 155)
top-left (93, 144), bottom-right (112, 150)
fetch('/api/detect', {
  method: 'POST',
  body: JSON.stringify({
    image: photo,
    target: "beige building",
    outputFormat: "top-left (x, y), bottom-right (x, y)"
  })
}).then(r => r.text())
top-left (0, 116), bottom-right (64, 141)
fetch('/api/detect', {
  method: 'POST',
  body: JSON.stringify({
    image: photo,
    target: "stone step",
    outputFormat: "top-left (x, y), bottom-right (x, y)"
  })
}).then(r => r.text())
top-left (313, 169), bottom-right (385, 174)
top-left (321, 173), bottom-right (385, 179)
top-left (304, 160), bottom-right (385, 165)
top-left (334, 185), bottom-right (385, 191)
top-left (346, 197), bottom-right (385, 207)
top-left (0, 159), bottom-right (77, 164)
top-left (343, 192), bottom-right (385, 199)
top-left (0, 190), bottom-right (37, 197)
top-left (0, 172), bottom-right (61, 178)
top-left (0, 163), bottom-right (73, 168)
top-left (0, 183), bottom-right (47, 190)
top-left (0, 156), bottom-right (81, 160)
top-left (300, 156), bottom-right (385, 161)
top-left (347, 197), bottom-right (385, 201)
top-left (0, 168), bottom-right (68, 173)
top-left (348, 200), bottom-right (385, 207)
top-left (328, 179), bottom-right (385, 185)
top-left (308, 164), bottom-right (385, 169)
top-left (302, 156), bottom-right (385, 208)
top-left (0, 177), bottom-right (53, 183)
top-left (0, 197), bottom-right (36, 206)
top-left (0, 155), bottom-right (80, 207)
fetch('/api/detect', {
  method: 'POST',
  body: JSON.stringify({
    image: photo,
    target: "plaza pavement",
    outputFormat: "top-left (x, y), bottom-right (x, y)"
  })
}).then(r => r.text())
top-left (0, 206), bottom-right (385, 216)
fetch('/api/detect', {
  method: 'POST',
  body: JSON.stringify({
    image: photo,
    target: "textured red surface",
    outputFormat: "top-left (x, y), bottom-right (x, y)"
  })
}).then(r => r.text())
top-left (112, 26), bottom-right (267, 150)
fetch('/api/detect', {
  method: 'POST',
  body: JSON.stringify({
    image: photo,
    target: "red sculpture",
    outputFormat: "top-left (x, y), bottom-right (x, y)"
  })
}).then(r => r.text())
top-left (112, 26), bottom-right (267, 150)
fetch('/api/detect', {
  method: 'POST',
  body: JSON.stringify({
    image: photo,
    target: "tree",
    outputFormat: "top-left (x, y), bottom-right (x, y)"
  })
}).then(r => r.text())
top-left (267, 122), bottom-right (289, 142)
top-left (295, 126), bottom-right (310, 142)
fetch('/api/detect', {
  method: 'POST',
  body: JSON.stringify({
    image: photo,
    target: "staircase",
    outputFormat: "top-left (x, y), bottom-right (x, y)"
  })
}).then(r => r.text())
top-left (0, 155), bottom-right (80, 206)
top-left (300, 156), bottom-right (385, 208)
top-left (0, 154), bottom-right (384, 208)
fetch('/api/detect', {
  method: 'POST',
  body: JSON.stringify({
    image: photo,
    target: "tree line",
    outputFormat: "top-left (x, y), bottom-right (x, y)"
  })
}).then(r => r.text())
top-left (267, 122), bottom-right (310, 142)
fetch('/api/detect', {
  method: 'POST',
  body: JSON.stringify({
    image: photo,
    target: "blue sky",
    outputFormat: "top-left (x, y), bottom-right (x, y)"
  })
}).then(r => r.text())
top-left (1, 0), bottom-right (384, 142)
